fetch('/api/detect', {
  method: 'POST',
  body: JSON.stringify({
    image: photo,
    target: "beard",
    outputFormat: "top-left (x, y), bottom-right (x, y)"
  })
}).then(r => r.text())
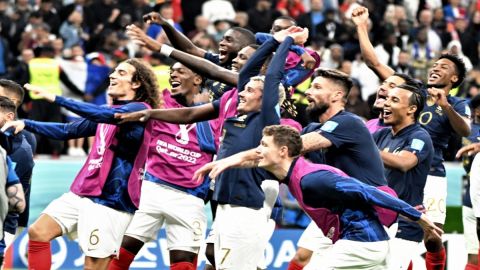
top-left (306, 103), bottom-right (329, 122)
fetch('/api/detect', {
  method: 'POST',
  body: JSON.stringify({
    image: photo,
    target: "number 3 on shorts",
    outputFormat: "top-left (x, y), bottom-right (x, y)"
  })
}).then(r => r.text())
top-left (89, 229), bottom-right (100, 246)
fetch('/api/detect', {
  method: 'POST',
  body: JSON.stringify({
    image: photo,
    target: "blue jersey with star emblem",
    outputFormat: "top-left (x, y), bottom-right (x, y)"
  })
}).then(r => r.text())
top-left (462, 123), bottom-right (480, 207)
top-left (302, 111), bottom-right (387, 187)
top-left (374, 123), bottom-right (433, 242)
top-left (213, 37), bottom-right (288, 208)
top-left (418, 95), bottom-right (470, 176)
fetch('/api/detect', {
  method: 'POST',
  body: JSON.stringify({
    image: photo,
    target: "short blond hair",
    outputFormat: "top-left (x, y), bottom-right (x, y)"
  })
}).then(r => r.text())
top-left (250, 75), bottom-right (286, 106)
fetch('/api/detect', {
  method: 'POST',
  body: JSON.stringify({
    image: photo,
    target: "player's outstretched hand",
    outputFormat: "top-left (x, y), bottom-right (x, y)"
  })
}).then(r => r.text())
top-left (143, 12), bottom-right (167, 26)
top-left (24, 83), bottom-right (55, 102)
top-left (417, 214), bottom-right (443, 241)
top-left (1, 120), bottom-right (25, 135)
top-left (456, 142), bottom-right (480, 158)
top-left (114, 109), bottom-right (152, 124)
top-left (193, 161), bottom-right (217, 182)
top-left (126, 24), bottom-right (162, 52)
top-left (351, 6), bottom-right (369, 27)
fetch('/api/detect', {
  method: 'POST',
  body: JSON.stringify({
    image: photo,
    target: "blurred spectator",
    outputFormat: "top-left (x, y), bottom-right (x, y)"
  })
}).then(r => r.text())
top-left (7, 0), bottom-right (33, 56)
top-left (444, 0), bottom-right (467, 21)
top-left (297, 0), bottom-right (325, 41)
top-left (27, 46), bottom-right (63, 157)
top-left (88, 0), bottom-right (122, 31)
top-left (38, 0), bottom-right (61, 35)
top-left (276, 0), bottom-right (306, 19)
top-left (59, 10), bottom-right (89, 48)
top-left (233, 11), bottom-right (250, 29)
top-left (345, 79), bottom-right (369, 119)
top-left (351, 54), bottom-right (380, 101)
top-left (0, 0), bottom-right (12, 41)
top-left (431, 7), bottom-right (451, 46)
top-left (7, 49), bottom-right (33, 119)
top-left (452, 14), bottom-right (479, 68)
top-left (202, 0), bottom-right (236, 24)
top-left (148, 52), bottom-right (171, 91)
top-left (191, 31), bottom-right (218, 52)
top-left (187, 15), bottom-right (210, 39)
top-left (316, 8), bottom-right (347, 47)
top-left (147, 0), bottom-right (183, 41)
top-left (212, 20), bottom-right (234, 43)
top-left (414, 9), bottom-right (443, 54)
top-left (447, 39), bottom-right (473, 71)
top-left (319, 43), bottom-right (343, 69)
top-left (396, 19), bottom-right (411, 51)
top-left (247, 0), bottom-right (282, 33)
top-left (463, 68), bottom-right (480, 99)
top-left (58, 44), bottom-right (87, 157)
top-left (374, 32), bottom-right (400, 68)
top-left (408, 26), bottom-right (435, 82)
top-left (180, 0), bottom-right (206, 34)
top-left (0, 27), bottom-right (12, 79)
top-left (393, 50), bottom-right (415, 77)
top-left (120, 0), bottom-right (152, 26)
top-left (52, 37), bottom-right (64, 58)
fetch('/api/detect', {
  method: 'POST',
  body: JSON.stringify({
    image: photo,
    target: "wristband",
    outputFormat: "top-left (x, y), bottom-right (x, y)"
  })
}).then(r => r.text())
top-left (160, 45), bottom-right (173, 57)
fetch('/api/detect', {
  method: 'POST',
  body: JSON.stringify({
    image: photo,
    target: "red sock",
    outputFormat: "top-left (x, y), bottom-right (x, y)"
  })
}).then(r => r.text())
top-left (465, 263), bottom-right (477, 270)
top-left (108, 247), bottom-right (136, 270)
top-left (407, 261), bottom-right (413, 270)
top-left (28, 240), bottom-right (51, 270)
top-left (287, 260), bottom-right (304, 270)
top-left (426, 248), bottom-right (446, 270)
top-left (170, 261), bottom-right (195, 270)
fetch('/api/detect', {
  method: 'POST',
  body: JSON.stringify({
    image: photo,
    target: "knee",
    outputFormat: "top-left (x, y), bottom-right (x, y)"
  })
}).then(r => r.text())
top-left (292, 248), bottom-right (312, 265)
top-left (28, 224), bottom-right (51, 242)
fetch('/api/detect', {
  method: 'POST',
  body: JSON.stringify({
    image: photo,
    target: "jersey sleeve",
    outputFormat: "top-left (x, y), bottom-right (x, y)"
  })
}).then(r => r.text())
top-left (24, 118), bottom-right (98, 140)
top-left (336, 178), bottom-right (422, 221)
top-left (403, 130), bottom-right (433, 164)
top-left (318, 115), bottom-right (362, 149)
top-left (452, 98), bottom-right (471, 118)
top-left (55, 96), bottom-right (148, 124)
top-left (204, 52), bottom-right (220, 65)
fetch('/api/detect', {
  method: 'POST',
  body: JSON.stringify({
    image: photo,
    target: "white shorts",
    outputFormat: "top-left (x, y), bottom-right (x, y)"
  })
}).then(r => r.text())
top-left (462, 206), bottom-right (479, 254)
top-left (213, 204), bottom-right (267, 270)
top-left (125, 181), bottom-right (206, 253)
top-left (423, 175), bottom-right (447, 224)
top-left (306, 239), bottom-right (389, 270)
top-left (469, 154), bottom-right (480, 217)
top-left (388, 237), bottom-right (420, 269)
top-left (297, 221), bottom-right (333, 252)
top-left (43, 192), bottom-right (133, 258)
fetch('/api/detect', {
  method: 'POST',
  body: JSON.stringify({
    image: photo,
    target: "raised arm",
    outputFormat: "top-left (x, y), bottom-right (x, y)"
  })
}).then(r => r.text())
top-left (116, 102), bottom-right (219, 124)
top-left (352, 6), bottom-right (394, 81)
top-left (193, 148), bottom-right (259, 181)
top-left (143, 12), bottom-right (206, 58)
top-left (126, 24), bottom-right (238, 85)
top-left (2, 119), bottom-right (97, 140)
top-left (24, 83), bottom-right (148, 124)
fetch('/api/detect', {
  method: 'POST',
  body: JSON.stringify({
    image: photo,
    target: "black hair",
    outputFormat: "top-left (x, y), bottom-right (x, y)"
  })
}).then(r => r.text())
top-left (0, 96), bottom-right (17, 113)
top-left (231, 27), bottom-right (255, 47)
top-left (470, 94), bottom-right (480, 110)
top-left (315, 68), bottom-right (353, 98)
top-left (438, 53), bottom-right (467, 88)
top-left (396, 82), bottom-right (426, 120)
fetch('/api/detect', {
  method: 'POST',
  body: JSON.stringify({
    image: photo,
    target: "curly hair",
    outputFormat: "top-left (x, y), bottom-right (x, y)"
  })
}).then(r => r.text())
top-left (124, 58), bottom-right (162, 108)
